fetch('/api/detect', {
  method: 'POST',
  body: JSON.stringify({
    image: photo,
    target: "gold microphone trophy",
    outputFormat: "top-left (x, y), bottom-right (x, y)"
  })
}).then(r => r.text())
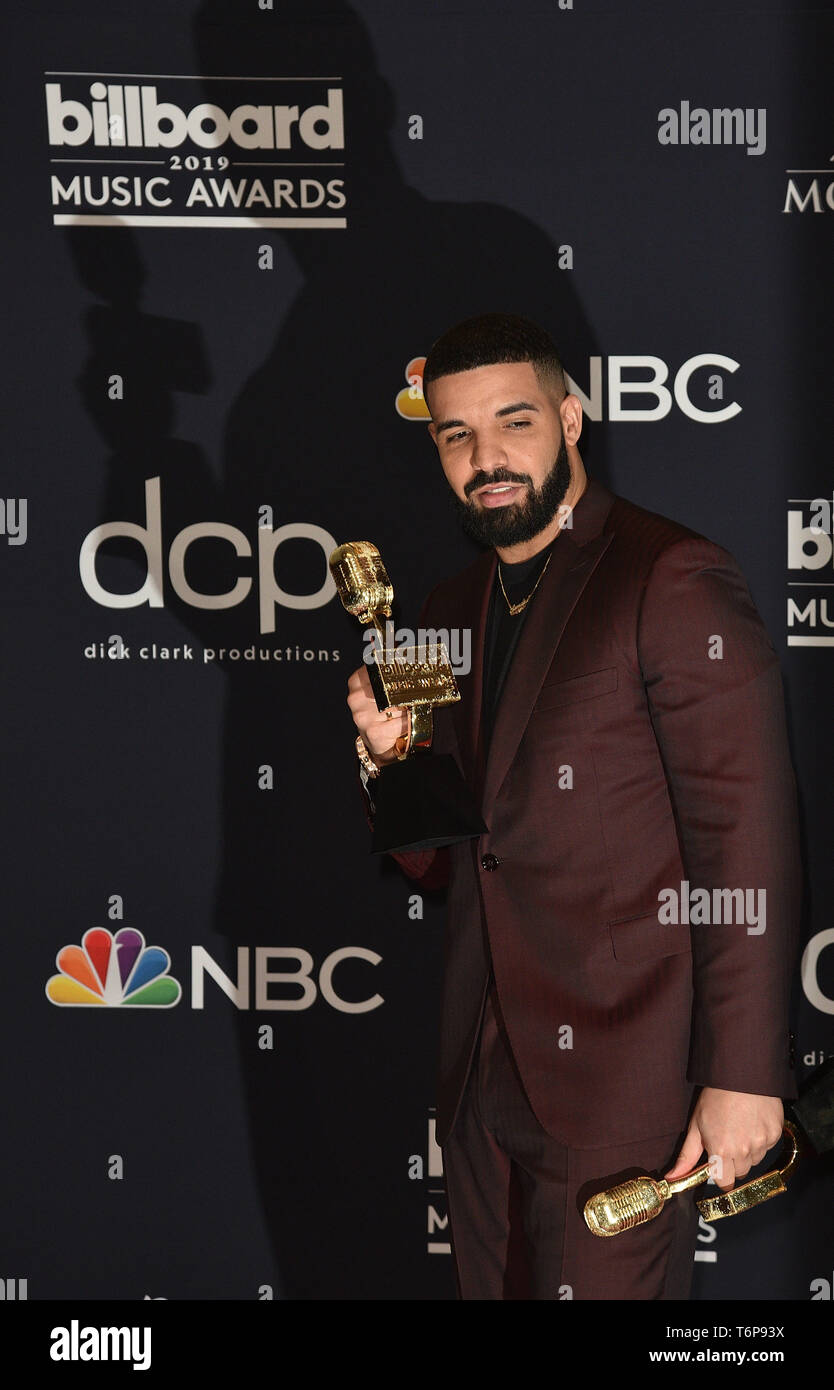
top-left (330, 540), bottom-right (487, 855)
top-left (583, 1122), bottom-right (800, 1237)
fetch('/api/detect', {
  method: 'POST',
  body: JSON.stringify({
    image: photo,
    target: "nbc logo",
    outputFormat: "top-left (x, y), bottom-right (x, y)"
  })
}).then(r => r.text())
top-left (396, 353), bottom-right (742, 424)
top-left (46, 927), bottom-right (181, 1008)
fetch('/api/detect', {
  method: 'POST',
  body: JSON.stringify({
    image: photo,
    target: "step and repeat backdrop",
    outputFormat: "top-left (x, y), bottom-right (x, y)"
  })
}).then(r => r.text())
top-left (2, 0), bottom-right (832, 1301)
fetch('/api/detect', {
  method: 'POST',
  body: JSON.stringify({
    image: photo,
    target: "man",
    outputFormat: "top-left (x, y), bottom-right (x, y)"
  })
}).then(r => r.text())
top-left (346, 313), bottom-right (800, 1299)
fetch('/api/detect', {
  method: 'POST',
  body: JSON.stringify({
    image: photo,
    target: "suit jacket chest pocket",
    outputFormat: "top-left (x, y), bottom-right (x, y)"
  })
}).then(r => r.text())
top-left (532, 665), bottom-right (619, 716)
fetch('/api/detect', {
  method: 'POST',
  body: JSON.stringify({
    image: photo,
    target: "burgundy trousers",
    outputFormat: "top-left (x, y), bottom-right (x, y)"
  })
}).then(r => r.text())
top-left (441, 982), bottom-right (699, 1300)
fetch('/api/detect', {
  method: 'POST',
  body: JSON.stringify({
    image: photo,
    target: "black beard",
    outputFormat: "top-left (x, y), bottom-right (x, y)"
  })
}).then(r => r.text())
top-left (450, 437), bottom-right (572, 548)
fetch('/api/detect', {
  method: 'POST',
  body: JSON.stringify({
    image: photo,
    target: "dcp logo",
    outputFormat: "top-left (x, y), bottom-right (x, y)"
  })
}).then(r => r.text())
top-left (79, 477), bottom-right (337, 634)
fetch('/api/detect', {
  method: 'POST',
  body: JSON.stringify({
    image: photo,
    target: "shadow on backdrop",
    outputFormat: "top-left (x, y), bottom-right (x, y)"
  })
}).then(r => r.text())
top-left (67, 0), bottom-right (606, 1296)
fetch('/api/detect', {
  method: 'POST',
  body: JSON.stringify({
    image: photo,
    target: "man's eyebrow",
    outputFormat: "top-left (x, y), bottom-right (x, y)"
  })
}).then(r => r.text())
top-left (435, 401), bottom-right (541, 434)
top-left (495, 400), bottom-right (540, 418)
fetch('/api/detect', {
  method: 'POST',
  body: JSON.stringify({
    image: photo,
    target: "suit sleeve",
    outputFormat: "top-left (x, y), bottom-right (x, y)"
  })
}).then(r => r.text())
top-left (357, 583), bottom-right (451, 891)
top-left (637, 536), bottom-right (801, 1099)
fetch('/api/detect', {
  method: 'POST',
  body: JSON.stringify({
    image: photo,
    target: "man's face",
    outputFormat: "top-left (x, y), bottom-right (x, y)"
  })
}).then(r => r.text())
top-left (426, 361), bottom-right (572, 548)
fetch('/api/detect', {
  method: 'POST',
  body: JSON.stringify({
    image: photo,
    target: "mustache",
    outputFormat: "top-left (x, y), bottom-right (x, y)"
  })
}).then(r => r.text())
top-left (464, 470), bottom-right (531, 499)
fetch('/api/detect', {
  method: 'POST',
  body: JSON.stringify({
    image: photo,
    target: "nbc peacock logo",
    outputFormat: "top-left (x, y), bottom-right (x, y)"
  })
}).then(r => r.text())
top-left (46, 927), bottom-right (181, 1008)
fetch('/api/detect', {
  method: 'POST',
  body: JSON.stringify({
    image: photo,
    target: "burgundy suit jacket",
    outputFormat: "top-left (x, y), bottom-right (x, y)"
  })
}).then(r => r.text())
top-left (361, 476), bottom-right (801, 1149)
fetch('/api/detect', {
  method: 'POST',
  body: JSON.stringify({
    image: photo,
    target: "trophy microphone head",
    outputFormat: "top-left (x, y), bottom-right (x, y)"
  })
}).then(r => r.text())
top-left (583, 1176), bottom-right (668, 1237)
top-left (329, 541), bottom-right (394, 626)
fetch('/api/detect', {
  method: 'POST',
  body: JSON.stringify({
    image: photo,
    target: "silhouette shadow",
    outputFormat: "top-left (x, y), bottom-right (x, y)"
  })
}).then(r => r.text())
top-left (69, 0), bottom-right (607, 1297)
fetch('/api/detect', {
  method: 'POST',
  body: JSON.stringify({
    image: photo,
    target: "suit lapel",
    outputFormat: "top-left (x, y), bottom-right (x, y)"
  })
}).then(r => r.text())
top-left (450, 548), bottom-right (493, 790)
top-left (451, 476), bottom-right (617, 822)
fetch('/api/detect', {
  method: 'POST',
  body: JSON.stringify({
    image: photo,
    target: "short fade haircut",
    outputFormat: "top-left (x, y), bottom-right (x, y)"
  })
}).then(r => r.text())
top-left (421, 312), bottom-right (568, 417)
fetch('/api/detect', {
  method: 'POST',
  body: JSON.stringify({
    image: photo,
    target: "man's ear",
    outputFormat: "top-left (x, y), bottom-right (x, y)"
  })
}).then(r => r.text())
top-left (560, 393), bottom-right (583, 446)
top-left (427, 421), bottom-right (437, 446)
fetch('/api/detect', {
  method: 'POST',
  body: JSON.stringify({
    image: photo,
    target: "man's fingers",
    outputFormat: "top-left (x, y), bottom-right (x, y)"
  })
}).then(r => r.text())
top-left (371, 709), bottom-right (409, 748)
top-left (713, 1133), bottom-right (778, 1188)
top-left (344, 667), bottom-right (412, 755)
top-left (731, 1143), bottom-right (757, 1181)
top-left (663, 1125), bottom-right (705, 1181)
top-left (710, 1155), bottom-right (736, 1193)
top-left (707, 1132), bottom-right (783, 1191)
top-left (667, 1093), bottom-right (785, 1195)
top-left (346, 664), bottom-right (374, 697)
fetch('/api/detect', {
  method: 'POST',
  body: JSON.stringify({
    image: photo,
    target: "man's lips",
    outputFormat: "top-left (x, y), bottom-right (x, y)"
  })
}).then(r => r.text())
top-left (474, 482), bottom-right (525, 508)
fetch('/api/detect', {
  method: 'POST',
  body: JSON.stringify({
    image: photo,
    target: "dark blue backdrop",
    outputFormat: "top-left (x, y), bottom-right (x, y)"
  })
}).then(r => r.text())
top-left (2, 0), bottom-right (831, 1303)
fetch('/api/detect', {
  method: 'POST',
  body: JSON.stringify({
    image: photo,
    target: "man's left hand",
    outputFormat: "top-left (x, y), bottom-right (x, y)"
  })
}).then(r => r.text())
top-left (664, 1087), bottom-right (783, 1192)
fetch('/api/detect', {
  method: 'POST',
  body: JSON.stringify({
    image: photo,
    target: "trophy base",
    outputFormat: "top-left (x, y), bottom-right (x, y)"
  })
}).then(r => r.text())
top-left (370, 754), bottom-right (488, 855)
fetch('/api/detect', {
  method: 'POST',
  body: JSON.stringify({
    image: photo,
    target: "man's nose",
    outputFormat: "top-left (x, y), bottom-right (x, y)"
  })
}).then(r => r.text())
top-left (468, 434), bottom-right (508, 474)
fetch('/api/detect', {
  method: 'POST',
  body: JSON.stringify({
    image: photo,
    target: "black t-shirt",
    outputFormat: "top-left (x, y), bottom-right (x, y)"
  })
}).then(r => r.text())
top-left (481, 535), bottom-right (559, 751)
top-left (362, 536), bottom-right (558, 817)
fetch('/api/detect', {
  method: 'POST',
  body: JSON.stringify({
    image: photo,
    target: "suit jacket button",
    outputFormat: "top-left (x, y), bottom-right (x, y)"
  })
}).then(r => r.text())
top-left (481, 853), bottom-right (499, 871)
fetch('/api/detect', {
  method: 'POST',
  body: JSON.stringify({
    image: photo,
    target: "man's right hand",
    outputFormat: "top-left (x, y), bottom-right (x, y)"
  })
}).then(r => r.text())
top-left (346, 664), bottom-right (409, 768)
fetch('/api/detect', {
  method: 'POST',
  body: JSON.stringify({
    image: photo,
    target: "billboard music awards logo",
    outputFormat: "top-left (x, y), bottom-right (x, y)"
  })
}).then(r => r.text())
top-left (45, 73), bottom-right (347, 228)
top-left (783, 157), bottom-right (834, 214)
top-left (787, 494), bottom-right (834, 647)
top-left (407, 1109), bottom-right (450, 1256)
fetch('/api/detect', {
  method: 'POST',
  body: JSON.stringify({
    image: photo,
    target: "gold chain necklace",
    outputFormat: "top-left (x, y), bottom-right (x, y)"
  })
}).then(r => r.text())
top-left (498, 549), bottom-right (553, 616)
